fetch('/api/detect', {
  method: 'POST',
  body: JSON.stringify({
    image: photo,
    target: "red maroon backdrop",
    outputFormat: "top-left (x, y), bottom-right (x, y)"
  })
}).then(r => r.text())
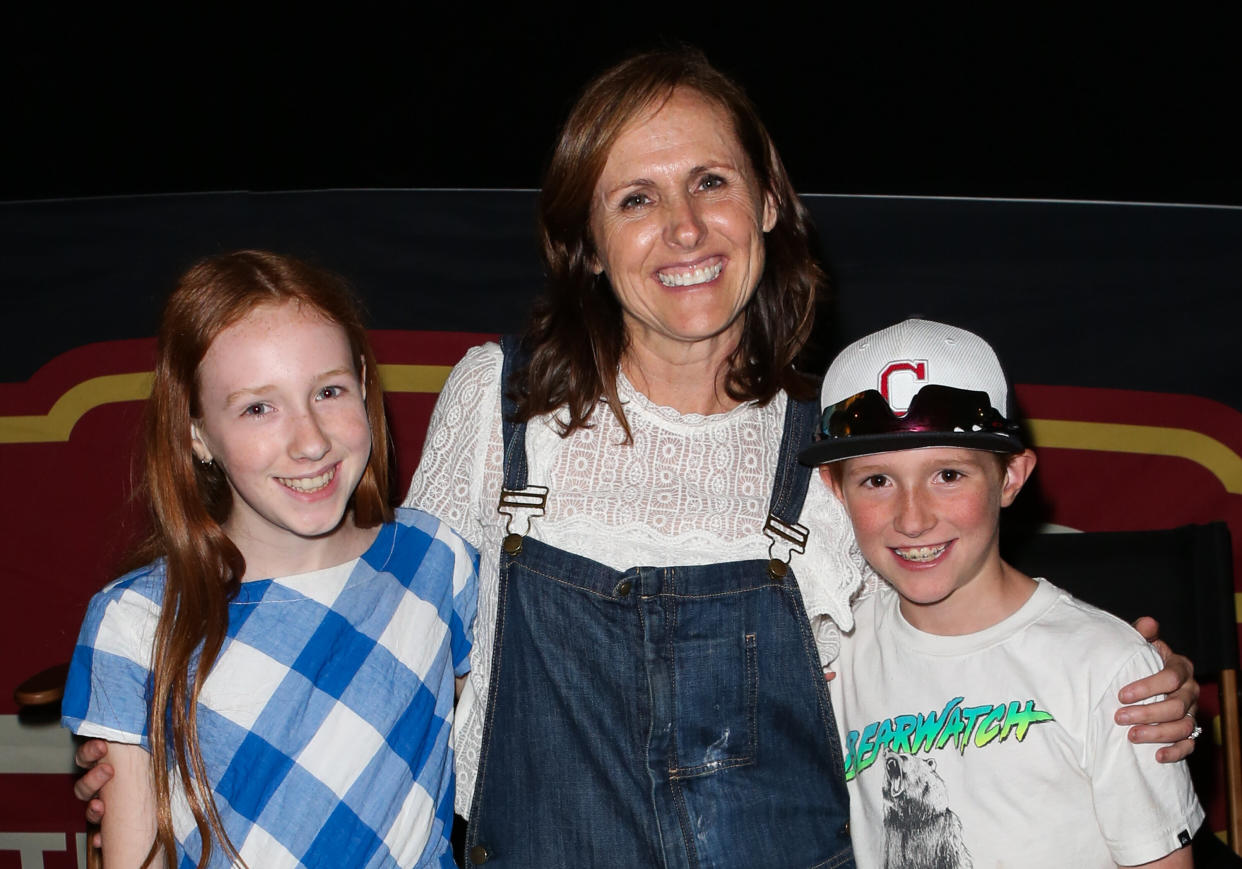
top-left (2, 191), bottom-right (1239, 867)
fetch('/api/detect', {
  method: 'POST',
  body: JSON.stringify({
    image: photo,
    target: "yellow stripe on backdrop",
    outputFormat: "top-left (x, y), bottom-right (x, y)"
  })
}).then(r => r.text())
top-left (0, 365), bottom-right (454, 444)
top-left (376, 364), bottom-right (453, 395)
top-left (1029, 420), bottom-right (1242, 496)
top-left (0, 373), bottom-right (154, 444)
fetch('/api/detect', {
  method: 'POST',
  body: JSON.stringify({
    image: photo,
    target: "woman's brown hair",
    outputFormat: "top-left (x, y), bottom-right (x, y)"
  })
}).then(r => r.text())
top-left (134, 250), bottom-right (393, 867)
top-left (516, 47), bottom-right (825, 436)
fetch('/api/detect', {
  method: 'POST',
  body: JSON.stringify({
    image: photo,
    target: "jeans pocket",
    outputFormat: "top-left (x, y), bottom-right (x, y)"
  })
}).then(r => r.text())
top-left (670, 630), bottom-right (758, 778)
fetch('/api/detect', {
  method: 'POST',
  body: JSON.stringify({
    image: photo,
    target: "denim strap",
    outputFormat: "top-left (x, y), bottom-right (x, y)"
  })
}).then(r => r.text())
top-left (766, 393), bottom-right (819, 526)
top-left (499, 334), bottom-right (530, 491)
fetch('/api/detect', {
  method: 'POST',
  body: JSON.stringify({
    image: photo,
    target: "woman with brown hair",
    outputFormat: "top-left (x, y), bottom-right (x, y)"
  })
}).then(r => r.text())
top-left (407, 49), bottom-right (1198, 868)
top-left (63, 251), bottom-right (477, 867)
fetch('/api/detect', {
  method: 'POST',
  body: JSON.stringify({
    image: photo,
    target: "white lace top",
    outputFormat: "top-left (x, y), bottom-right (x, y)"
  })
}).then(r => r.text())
top-left (404, 342), bottom-right (870, 816)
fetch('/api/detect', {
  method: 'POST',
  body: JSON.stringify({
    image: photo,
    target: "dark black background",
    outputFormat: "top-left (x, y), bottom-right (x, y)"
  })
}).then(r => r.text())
top-left (5, 9), bottom-right (1239, 204)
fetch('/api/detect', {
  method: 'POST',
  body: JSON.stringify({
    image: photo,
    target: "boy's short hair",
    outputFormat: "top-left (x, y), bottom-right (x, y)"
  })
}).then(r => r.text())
top-left (799, 318), bottom-right (1025, 466)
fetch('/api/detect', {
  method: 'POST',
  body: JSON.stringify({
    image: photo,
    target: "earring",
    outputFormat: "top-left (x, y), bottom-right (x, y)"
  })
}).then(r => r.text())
top-left (197, 455), bottom-right (214, 467)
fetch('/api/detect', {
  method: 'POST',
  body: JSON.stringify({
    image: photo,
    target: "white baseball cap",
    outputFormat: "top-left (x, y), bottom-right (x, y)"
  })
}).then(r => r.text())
top-left (799, 318), bottom-right (1024, 465)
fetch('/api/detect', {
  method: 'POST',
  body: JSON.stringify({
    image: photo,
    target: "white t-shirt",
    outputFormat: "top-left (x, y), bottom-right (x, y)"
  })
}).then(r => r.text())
top-left (405, 342), bottom-right (868, 815)
top-left (830, 577), bottom-right (1204, 868)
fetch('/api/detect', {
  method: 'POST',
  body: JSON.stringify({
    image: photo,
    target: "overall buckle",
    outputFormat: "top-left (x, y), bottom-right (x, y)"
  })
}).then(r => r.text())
top-left (497, 485), bottom-right (549, 555)
top-left (763, 514), bottom-right (808, 580)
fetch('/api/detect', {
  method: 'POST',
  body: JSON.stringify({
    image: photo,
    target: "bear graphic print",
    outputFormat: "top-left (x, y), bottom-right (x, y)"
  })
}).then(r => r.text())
top-left (880, 749), bottom-right (972, 869)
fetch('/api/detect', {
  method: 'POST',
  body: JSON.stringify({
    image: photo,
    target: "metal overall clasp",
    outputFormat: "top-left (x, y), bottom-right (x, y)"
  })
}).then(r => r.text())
top-left (763, 514), bottom-right (809, 580)
top-left (497, 485), bottom-right (549, 556)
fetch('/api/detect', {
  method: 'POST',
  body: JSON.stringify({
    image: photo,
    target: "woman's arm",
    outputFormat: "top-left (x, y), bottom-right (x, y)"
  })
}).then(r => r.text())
top-left (403, 343), bottom-right (502, 550)
top-left (99, 741), bottom-right (161, 868)
top-left (1117, 617), bottom-right (1200, 763)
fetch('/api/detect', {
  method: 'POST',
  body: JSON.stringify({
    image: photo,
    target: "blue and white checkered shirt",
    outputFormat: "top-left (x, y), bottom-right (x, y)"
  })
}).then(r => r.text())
top-left (63, 507), bottom-right (478, 868)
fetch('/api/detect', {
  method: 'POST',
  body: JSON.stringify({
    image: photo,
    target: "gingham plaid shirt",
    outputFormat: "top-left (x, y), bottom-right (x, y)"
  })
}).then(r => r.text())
top-left (63, 507), bottom-right (478, 868)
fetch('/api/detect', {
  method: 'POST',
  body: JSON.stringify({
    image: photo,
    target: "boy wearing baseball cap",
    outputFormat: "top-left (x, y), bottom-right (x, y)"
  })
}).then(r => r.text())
top-left (801, 319), bottom-right (1202, 867)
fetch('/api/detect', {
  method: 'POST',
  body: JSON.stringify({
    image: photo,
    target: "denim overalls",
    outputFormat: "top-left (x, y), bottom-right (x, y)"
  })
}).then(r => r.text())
top-left (465, 338), bottom-right (854, 869)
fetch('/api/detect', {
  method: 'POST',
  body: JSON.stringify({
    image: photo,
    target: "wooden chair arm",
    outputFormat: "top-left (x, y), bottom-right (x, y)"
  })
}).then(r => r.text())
top-left (13, 662), bottom-right (70, 707)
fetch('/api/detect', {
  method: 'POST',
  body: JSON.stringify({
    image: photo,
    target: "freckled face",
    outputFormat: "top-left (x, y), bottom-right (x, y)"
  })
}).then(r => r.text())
top-left (588, 88), bottom-right (777, 361)
top-left (826, 448), bottom-right (1018, 613)
top-left (190, 302), bottom-right (372, 556)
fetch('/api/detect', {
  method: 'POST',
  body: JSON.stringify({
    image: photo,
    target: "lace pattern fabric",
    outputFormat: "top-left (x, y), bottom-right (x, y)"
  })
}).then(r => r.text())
top-left (404, 342), bottom-right (870, 816)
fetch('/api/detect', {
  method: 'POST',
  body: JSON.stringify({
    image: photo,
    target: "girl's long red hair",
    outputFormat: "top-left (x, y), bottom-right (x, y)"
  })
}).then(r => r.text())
top-left (132, 251), bottom-right (394, 867)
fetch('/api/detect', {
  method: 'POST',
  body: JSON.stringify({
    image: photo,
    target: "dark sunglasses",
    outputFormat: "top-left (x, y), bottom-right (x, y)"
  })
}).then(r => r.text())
top-left (819, 385), bottom-right (1019, 441)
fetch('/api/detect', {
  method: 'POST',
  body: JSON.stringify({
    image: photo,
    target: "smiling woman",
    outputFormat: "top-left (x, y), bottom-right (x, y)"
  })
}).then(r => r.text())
top-left (411, 50), bottom-right (859, 869)
top-left (587, 88), bottom-right (777, 388)
top-left (404, 47), bottom-right (1204, 869)
top-left (519, 48), bottom-right (824, 439)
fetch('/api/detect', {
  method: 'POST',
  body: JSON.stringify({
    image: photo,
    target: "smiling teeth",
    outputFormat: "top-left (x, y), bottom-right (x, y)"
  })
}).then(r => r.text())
top-left (894, 543), bottom-right (948, 562)
top-left (279, 468), bottom-right (335, 493)
top-left (657, 261), bottom-right (723, 287)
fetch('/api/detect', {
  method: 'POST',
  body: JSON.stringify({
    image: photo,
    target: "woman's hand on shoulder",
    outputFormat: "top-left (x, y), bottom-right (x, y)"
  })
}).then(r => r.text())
top-left (1115, 617), bottom-right (1199, 762)
top-left (74, 738), bottom-right (112, 829)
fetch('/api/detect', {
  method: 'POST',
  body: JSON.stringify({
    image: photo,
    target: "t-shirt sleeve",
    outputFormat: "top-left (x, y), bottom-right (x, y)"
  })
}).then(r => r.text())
top-left (1087, 643), bottom-right (1203, 865)
top-left (61, 581), bottom-right (161, 749)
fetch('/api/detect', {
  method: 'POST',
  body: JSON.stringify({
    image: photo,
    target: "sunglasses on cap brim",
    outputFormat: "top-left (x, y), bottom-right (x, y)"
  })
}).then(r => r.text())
top-left (824, 384), bottom-right (1019, 438)
top-left (798, 384), bottom-right (1024, 465)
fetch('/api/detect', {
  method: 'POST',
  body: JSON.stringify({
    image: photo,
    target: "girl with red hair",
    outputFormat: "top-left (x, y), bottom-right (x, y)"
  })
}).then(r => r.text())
top-left (62, 251), bottom-right (477, 868)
